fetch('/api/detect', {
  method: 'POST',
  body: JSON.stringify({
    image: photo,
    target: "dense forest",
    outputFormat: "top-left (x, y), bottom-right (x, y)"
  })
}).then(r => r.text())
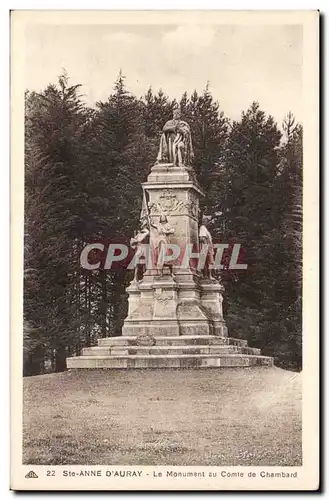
top-left (24, 71), bottom-right (302, 375)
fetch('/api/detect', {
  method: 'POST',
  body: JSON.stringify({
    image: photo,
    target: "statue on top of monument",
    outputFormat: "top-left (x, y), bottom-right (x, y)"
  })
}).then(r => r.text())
top-left (156, 106), bottom-right (194, 167)
top-left (199, 216), bottom-right (215, 280)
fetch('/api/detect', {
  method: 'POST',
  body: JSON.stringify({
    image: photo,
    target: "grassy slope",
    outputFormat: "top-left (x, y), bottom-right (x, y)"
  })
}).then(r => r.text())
top-left (23, 367), bottom-right (302, 466)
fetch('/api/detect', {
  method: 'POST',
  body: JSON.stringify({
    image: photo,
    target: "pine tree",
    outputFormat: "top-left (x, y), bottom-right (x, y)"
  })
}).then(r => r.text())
top-left (220, 102), bottom-right (283, 358)
top-left (24, 72), bottom-right (92, 372)
top-left (85, 72), bottom-right (156, 336)
top-left (179, 86), bottom-right (228, 217)
top-left (271, 114), bottom-right (303, 369)
top-left (143, 87), bottom-right (174, 139)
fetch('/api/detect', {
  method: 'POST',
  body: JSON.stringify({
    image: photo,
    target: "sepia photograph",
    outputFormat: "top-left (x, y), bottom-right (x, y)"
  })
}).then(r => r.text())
top-left (10, 9), bottom-right (319, 491)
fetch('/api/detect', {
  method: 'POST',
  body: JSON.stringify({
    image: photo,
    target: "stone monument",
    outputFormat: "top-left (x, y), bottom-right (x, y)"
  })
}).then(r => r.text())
top-left (122, 106), bottom-right (227, 339)
top-left (67, 108), bottom-right (273, 369)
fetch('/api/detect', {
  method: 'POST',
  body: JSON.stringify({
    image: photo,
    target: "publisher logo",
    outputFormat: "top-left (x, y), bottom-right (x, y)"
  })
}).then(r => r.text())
top-left (25, 471), bottom-right (38, 479)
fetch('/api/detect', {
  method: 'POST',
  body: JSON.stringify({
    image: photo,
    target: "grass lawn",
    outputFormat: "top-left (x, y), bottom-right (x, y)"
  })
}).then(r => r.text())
top-left (23, 367), bottom-right (302, 466)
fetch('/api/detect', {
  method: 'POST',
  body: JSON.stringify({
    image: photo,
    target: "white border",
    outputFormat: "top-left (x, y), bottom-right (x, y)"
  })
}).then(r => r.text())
top-left (5, 3), bottom-right (324, 496)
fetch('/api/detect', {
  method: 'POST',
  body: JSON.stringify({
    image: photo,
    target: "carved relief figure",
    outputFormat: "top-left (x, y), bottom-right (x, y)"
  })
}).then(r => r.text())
top-left (150, 215), bottom-right (175, 276)
top-left (199, 217), bottom-right (215, 279)
top-left (130, 219), bottom-right (150, 282)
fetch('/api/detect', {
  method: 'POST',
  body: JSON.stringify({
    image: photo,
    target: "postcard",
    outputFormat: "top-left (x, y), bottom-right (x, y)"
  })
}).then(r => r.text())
top-left (10, 9), bottom-right (319, 491)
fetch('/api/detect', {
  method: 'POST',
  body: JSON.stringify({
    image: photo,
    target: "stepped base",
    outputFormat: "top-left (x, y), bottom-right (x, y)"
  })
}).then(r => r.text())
top-left (67, 354), bottom-right (273, 369)
top-left (98, 335), bottom-right (247, 347)
top-left (66, 336), bottom-right (274, 369)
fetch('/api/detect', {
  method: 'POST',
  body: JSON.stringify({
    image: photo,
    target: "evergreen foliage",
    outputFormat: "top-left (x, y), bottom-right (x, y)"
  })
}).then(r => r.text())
top-left (24, 73), bottom-right (303, 374)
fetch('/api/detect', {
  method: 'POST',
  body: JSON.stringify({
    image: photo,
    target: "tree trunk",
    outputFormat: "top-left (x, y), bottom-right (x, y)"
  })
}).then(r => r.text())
top-left (55, 346), bottom-right (67, 372)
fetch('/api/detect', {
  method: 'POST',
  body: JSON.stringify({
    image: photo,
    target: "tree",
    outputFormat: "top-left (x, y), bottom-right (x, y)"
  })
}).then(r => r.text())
top-left (24, 72), bottom-right (93, 372)
top-left (142, 87), bottom-right (174, 139)
top-left (179, 86), bottom-right (228, 217)
top-left (219, 102), bottom-right (285, 361)
top-left (84, 72), bottom-right (156, 336)
top-left (272, 114), bottom-right (303, 369)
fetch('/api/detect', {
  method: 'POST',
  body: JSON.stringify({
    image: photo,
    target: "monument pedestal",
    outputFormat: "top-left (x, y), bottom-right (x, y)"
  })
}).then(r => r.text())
top-left (122, 163), bottom-right (227, 339)
top-left (200, 279), bottom-right (228, 337)
top-left (123, 276), bottom-right (181, 337)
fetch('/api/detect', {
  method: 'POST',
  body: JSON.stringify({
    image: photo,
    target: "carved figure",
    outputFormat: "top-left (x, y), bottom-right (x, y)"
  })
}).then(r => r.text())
top-left (157, 107), bottom-right (194, 167)
top-left (150, 215), bottom-right (175, 276)
top-left (130, 220), bottom-right (150, 282)
top-left (199, 217), bottom-right (215, 279)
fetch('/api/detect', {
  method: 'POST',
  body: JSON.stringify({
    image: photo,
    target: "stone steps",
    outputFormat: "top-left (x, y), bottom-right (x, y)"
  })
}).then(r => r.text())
top-left (97, 335), bottom-right (248, 347)
top-left (67, 353), bottom-right (274, 369)
top-left (67, 335), bottom-right (273, 370)
top-left (82, 345), bottom-right (261, 356)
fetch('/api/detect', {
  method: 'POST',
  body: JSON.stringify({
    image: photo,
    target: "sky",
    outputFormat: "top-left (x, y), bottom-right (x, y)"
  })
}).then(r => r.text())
top-left (25, 23), bottom-right (303, 125)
